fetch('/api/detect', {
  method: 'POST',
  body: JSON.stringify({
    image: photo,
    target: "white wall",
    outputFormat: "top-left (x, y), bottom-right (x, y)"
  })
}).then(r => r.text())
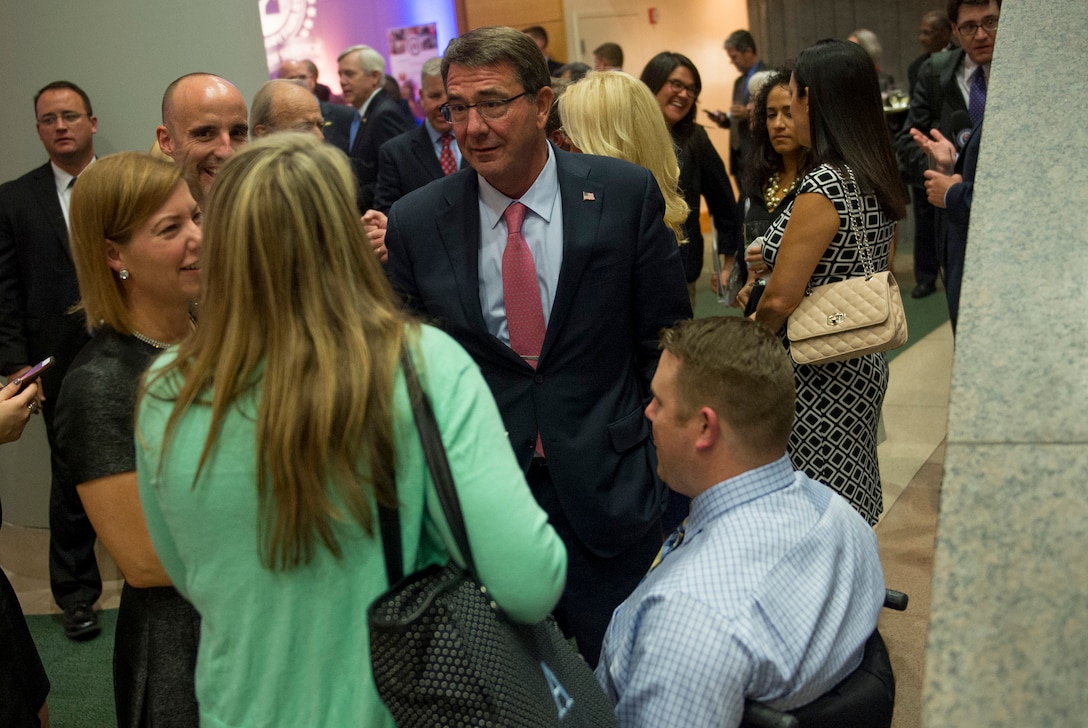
top-left (562, 0), bottom-right (750, 170)
top-left (0, 1), bottom-right (268, 525)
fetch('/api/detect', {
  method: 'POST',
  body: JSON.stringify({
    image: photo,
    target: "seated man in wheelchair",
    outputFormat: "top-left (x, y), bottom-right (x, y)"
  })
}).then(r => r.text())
top-left (595, 317), bottom-right (886, 727)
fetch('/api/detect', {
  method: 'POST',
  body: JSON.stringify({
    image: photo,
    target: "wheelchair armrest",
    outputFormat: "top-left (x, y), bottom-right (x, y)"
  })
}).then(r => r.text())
top-left (740, 703), bottom-right (799, 728)
top-left (883, 589), bottom-right (908, 611)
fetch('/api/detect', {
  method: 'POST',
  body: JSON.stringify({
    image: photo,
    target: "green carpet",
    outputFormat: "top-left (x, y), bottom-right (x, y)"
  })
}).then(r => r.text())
top-left (26, 609), bottom-right (117, 727)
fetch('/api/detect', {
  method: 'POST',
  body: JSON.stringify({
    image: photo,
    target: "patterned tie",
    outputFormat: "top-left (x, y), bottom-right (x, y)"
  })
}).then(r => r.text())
top-left (968, 67), bottom-right (987, 126)
top-left (439, 132), bottom-right (457, 176)
top-left (503, 202), bottom-right (547, 456)
top-left (649, 519), bottom-right (688, 572)
top-left (349, 112), bottom-right (362, 150)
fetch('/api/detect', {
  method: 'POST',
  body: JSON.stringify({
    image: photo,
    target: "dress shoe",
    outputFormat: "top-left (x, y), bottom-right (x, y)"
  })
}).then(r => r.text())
top-left (63, 601), bottom-right (100, 641)
top-left (911, 281), bottom-right (937, 299)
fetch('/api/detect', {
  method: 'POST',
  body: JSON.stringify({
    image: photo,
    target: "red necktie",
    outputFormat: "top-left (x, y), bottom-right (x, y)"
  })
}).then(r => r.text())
top-left (439, 132), bottom-right (457, 176)
top-left (502, 202), bottom-right (546, 456)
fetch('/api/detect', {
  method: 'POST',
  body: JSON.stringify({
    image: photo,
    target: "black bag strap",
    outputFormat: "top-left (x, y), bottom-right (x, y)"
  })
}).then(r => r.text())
top-left (376, 345), bottom-right (477, 586)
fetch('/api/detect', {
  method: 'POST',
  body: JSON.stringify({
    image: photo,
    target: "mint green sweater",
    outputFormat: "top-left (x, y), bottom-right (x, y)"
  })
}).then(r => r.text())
top-left (137, 325), bottom-right (567, 727)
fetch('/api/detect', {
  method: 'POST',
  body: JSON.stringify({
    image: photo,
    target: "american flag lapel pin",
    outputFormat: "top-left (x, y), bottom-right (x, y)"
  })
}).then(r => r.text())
top-left (582, 191), bottom-right (595, 201)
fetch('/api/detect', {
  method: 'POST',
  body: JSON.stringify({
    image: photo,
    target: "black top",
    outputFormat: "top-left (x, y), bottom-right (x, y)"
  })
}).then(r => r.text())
top-left (675, 124), bottom-right (741, 282)
top-left (55, 327), bottom-right (158, 484)
top-left (54, 327), bottom-right (200, 728)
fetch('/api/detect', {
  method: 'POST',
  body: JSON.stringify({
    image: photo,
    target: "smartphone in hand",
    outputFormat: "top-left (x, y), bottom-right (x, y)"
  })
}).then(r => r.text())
top-left (15, 356), bottom-right (55, 391)
top-left (703, 109), bottom-right (728, 126)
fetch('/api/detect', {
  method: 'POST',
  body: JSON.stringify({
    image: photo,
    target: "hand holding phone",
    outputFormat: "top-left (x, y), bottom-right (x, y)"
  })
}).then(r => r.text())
top-left (13, 356), bottom-right (55, 393)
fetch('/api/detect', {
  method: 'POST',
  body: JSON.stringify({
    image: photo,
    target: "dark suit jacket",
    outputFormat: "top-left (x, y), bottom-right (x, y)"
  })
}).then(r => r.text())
top-left (896, 49), bottom-right (970, 188)
top-left (943, 122), bottom-right (982, 331)
top-left (386, 148), bottom-right (692, 556)
top-left (347, 89), bottom-right (415, 212)
top-left (373, 124), bottom-right (469, 213)
top-left (319, 101), bottom-right (355, 155)
top-left (0, 163), bottom-right (89, 401)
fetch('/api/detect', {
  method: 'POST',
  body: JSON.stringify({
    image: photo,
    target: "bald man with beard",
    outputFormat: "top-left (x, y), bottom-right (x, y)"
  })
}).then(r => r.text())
top-left (156, 73), bottom-right (249, 208)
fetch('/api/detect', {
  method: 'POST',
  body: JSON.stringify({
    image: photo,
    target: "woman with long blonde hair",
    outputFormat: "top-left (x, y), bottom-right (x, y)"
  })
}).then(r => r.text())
top-left (135, 133), bottom-right (566, 726)
top-left (558, 71), bottom-right (689, 245)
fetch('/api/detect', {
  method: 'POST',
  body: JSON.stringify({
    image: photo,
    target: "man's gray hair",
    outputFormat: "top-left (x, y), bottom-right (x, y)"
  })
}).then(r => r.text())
top-left (338, 45), bottom-right (386, 74)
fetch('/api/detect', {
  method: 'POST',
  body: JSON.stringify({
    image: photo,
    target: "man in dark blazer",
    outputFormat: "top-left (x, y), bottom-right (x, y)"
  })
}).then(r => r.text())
top-left (0, 81), bottom-right (98, 639)
top-left (319, 100), bottom-right (355, 154)
top-left (708, 30), bottom-right (765, 184)
top-left (386, 27), bottom-right (691, 667)
top-left (337, 44), bottom-right (414, 212)
top-left (896, 0), bottom-right (999, 287)
top-left (373, 57), bottom-right (467, 213)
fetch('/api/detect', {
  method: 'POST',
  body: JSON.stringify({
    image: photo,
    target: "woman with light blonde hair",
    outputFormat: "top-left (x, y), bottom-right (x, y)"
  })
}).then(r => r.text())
top-left (55, 151), bottom-right (202, 726)
top-left (558, 71), bottom-right (689, 244)
top-left (135, 133), bottom-right (566, 726)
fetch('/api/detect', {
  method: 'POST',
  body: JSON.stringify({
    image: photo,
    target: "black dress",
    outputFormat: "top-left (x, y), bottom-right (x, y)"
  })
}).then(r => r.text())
top-left (54, 327), bottom-right (200, 727)
top-left (762, 165), bottom-right (895, 524)
top-left (674, 123), bottom-right (741, 283)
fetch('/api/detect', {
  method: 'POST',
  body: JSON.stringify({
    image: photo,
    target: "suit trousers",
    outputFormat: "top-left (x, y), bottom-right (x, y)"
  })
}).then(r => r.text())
top-left (43, 396), bottom-right (101, 609)
top-left (911, 187), bottom-right (940, 286)
top-left (527, 458), bottom-right (661, 668)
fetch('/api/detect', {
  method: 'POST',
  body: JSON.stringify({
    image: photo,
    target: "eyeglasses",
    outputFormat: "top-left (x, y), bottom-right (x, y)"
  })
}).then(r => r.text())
top-left (957, 16), bottom-right (998, 36)
top-left (666, 78), bottom-right (700, 97)
top-left (37, 111), bottom-right (86, 126)
top-left (441, 92), bottom-right (531, 123)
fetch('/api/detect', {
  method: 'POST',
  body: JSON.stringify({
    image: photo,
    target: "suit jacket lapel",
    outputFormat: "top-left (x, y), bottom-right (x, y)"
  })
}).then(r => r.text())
top-left (30, 163), bottom-right (71, 259)
top-left (438, 175), bottom-right (489, 336)
top-left (943, 50), bottom-right (968, 111)
top-left (541, 150), bottom-right (602, 361)
top-left (411, 126), bottom-right (445, 179)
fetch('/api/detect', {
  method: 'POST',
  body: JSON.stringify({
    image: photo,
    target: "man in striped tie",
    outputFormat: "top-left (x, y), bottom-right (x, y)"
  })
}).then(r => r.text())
top-left (596, 317), bottom-right (887, 728)
top-left (895, 0), bottom-right (1000, 301)
top-left (372, 57), bottom-right (464, 214)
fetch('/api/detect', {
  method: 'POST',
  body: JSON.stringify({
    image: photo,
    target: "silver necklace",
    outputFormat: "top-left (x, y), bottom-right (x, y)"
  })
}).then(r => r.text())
top-left (132, 331), bottom-right (173, 349)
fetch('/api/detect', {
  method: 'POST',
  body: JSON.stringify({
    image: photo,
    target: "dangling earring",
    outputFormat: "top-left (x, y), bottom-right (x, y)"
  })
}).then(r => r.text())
top-left (119, 269), bottom-right (130, 281)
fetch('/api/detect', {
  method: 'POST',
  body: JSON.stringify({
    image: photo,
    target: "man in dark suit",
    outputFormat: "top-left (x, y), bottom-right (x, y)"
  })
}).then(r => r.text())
top-left (0, 81), bottom-right (98, 639)
top-left (913, 121), bottom-right (984, 332)
top-left (275, 59), bottom-right (354, 152)
top-left (709, 30), bottom-right (765, 185)
top-left (337, 44), bottom-right (414, 212)
top-left (896, 0), bottom-right (1000, 297)
top-left (372, 57), bottom-right (467, 214)
top-left (903, 10), bottom-right (955, 300)
top-left (386, 26), bottom-right (692, 667)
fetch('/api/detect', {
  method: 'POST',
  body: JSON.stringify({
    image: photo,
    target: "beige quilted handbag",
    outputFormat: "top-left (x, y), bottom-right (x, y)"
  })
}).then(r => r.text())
top-left (787, 167), bottom-right (908, 365)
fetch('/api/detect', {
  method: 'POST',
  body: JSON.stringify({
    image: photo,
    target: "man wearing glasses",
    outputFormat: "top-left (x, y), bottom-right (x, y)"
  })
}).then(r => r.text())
top-left (0, 81), bottom-right (99, 640)
top-left (386, 26), bottom-right (691, 668)
top-left (896, 0), bottom-right (1000, 301)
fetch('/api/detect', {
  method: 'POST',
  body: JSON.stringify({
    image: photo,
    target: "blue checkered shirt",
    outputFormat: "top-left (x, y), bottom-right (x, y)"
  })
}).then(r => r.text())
top-left (595, 456), bottom-right (885, 727)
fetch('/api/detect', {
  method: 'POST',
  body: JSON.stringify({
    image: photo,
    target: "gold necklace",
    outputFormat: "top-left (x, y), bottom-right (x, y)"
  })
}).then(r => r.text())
top-left (764, 172), bottom-right (797, 212)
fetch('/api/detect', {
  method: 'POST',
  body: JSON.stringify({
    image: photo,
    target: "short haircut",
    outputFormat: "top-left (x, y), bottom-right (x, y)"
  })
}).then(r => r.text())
top-left (660, 317), bottom-right (795, 454)
top-left (303, 59), bottom-right (319, 78)
top-left (34, 80), bottom-right (93, 117)
top-left (69, 152), bottom-right (184, 334)
top-left (555, 62), bottom-right (591, 82)
top-left (522, 25), bottom-right (548, 46)
top-left (250, 79), bottom-right (308, 130)
top-left (443, 26), bottom-right (550, 97)
top-left (161, 72), bottom-right (222, 124)
top-left (725, 29), bottom-right (757, 54)
top-left (924, 10), bottom-right (953, 33)
top-left (593, 42), bottom-right (624, 68)
top-left (421, 56), bottom-right (443, 81)
top-left (948, 0), bottom-right (1001, 24)
top-left (338, 45), bottom-right (386, 75)
top-left (850, 28), bottom-right (882, 65)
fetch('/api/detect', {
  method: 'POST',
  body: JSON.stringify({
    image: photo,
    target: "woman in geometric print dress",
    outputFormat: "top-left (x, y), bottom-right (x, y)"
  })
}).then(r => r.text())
top-left (750, 40), bottom-right (907, 524)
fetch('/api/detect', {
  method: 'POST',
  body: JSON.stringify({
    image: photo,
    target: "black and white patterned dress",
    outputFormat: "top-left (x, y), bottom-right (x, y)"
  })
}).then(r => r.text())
top-left (762, 164), bottom-right (896, 524)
